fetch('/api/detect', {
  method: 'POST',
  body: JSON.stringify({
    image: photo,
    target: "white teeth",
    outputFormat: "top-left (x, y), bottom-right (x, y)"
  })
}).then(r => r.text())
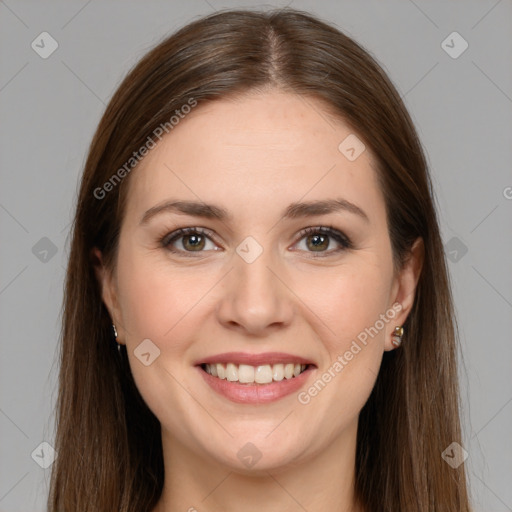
top-left (226, 363), bottom-right (238, 382)
top-left (255, 365), bottom-right (272, 384)
top-left (238, 364), bottom-right (254, 383)
top-left (272, 364), bottom-right (284, 381)
top-left (204, 362), bottom-right (308, 384)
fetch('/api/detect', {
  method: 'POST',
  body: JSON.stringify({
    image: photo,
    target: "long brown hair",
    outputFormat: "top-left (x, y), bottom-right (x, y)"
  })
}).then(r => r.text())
top-left (48, 8), bottom-right (471, 511)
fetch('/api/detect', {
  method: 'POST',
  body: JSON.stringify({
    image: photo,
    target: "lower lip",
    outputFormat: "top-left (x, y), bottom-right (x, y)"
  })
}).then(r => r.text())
top-left (196, 365), bottom-right (315, 404)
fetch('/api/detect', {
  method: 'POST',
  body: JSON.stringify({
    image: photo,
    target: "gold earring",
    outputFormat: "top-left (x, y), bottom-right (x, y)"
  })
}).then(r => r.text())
top-left (392, 326), bottom-right (404, 347)
top-left (112, 323), bottom-right (121, 352)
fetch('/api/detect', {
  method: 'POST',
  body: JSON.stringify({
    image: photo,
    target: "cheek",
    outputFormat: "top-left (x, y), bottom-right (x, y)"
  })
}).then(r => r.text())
top-left (116, 250), bottom-right (217, 355)
top-left (115, 253), bottom-right (208, 427)
top-left (288, 263), bottom-right (392, 448)
top-left (298, 262), bottom-right (391, 402)
top-left (306, 264), bottom-right (391, 345)
top-left (118, 269), bottom-right (169, 340)
top-left (302, 270), bottom-right (389, 393)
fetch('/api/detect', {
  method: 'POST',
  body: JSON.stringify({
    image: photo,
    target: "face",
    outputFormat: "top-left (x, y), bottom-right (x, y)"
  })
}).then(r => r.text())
top-left (96, 90), bottom-right (420, 474)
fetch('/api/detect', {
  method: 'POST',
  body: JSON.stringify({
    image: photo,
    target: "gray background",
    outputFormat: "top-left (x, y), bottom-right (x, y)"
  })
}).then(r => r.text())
top-left (0, 0), bottom-right (511, 510)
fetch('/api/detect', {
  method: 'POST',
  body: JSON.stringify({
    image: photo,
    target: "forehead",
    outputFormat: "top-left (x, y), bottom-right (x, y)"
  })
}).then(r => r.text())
top-left (123, 90), bottom-right (383, 225)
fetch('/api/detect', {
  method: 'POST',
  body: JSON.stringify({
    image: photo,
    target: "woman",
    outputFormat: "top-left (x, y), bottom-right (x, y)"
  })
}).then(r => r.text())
top-left (48, 8), bottom-right (472, 511)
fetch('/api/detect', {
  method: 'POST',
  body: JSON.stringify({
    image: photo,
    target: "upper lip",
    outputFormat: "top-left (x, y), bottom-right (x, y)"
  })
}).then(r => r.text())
top-left (195, 352), bottom-right (316, 367)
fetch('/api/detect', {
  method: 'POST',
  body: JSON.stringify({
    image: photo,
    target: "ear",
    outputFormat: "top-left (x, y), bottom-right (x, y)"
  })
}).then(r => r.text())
top-left (90, 247), bottom-right (124, 342)
top-left (384, 237), bottom-right (424, 351)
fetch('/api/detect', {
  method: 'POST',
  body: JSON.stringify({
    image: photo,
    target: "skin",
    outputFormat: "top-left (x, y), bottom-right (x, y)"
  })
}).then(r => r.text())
top-left (94, 89), bottom-right (423, 512)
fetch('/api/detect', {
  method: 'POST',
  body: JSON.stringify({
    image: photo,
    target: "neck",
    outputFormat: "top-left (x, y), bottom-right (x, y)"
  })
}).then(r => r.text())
top-left (153, 419), bottom-right (363, 512)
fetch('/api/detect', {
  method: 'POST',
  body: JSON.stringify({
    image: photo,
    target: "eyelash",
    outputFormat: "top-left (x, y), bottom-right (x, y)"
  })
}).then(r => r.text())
top-left (159, 226), bottom-right (352, 258)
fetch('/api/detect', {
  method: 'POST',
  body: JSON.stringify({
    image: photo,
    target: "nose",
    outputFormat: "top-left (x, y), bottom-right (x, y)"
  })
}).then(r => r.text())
top-left (216, 247), bottom-right (294, 336)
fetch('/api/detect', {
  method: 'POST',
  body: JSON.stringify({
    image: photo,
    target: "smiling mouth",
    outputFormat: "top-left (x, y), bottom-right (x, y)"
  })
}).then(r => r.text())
top-left (200, 362), bottom-right (310, 385)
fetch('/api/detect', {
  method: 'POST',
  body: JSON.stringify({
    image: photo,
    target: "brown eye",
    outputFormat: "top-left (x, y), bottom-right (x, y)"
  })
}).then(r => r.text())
top-left (305, 233), bottom-right (330, 251)
top-left (181, 233), bottom-right (206, 251)
top-left (294, 226), bottom-right (352, 256)
top-left (161, 227), bottom-right (218, 255)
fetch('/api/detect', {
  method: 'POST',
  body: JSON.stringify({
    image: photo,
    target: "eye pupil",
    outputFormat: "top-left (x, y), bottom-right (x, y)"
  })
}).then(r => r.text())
top-left (307, 234), bottom-right (329, 251)
top-left (183, 234), bottom-right (205, 251)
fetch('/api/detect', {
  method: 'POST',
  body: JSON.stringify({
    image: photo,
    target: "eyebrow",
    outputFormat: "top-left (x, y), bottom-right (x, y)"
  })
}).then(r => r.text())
top-left (139, 197), bottom-right (369, 225)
